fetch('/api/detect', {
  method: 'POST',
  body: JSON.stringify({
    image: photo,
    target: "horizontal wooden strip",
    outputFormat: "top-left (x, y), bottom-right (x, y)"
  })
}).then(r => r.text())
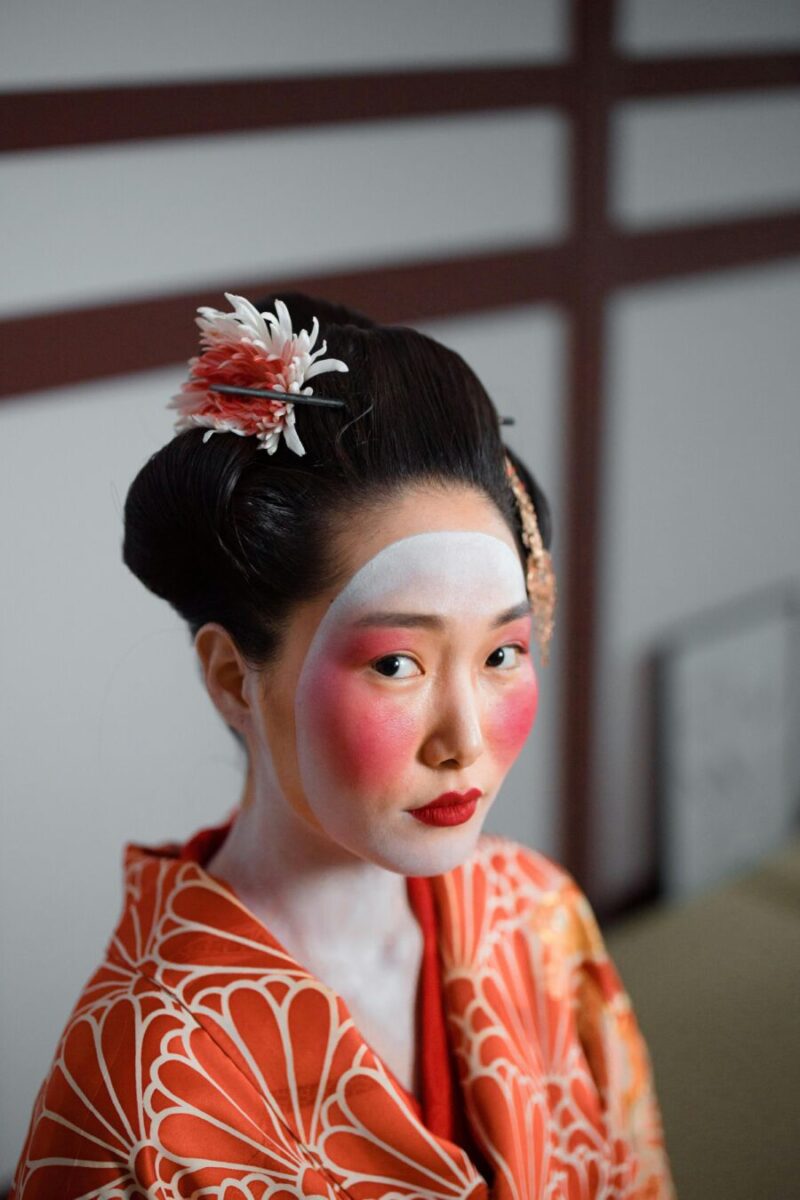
top-left (608, 209), bottom-right (800, 287)
top-left (0, 243), bottom-right (575, 397)
top-left (0, 63), bottom-right (578, 153)
top-left (3, 52), bottom-right (798, 155)
top-left (6, 211), bottom-right (799, 398)
top-left (614, 51), bottom-right (800, 99)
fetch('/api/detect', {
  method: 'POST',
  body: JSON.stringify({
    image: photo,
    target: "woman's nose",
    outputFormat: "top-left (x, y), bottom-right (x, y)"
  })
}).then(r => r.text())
top-left (419, 676), bottom-right (485, 770)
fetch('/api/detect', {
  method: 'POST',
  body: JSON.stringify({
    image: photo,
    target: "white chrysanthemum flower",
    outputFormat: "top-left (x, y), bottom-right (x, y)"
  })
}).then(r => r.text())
top-left (168, 293), bottom-right (349, 455)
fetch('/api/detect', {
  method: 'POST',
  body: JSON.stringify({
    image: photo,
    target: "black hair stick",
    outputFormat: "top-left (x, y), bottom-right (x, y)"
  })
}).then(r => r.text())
top-left (208, 383), bottom-right (346, 409)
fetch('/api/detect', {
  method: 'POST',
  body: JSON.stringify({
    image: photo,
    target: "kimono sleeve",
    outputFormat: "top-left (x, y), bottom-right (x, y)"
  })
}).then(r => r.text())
top-left (10, 971), bottom-right (342, 1199)
top-left (559, 874), bottom-right (677, 1200)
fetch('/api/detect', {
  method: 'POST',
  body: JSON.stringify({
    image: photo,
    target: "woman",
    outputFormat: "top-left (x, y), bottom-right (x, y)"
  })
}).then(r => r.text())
top-left (12, 293), bottom-right (674, 1198)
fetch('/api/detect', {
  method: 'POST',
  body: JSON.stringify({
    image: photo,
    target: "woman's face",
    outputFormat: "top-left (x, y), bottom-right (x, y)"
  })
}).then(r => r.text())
top-left (250, 485), bottom-right (539, 876)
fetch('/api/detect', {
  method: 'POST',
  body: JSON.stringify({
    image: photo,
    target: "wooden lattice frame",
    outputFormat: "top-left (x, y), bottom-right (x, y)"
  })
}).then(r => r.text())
top-left (2, 0), bottom-right (798, 914)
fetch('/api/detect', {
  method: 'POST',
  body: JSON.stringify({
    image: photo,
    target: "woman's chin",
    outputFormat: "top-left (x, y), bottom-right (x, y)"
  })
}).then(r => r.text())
top-left (308, 795), bottom-right (492, 877)
top-left (367, 815), bottom-right (486, 878)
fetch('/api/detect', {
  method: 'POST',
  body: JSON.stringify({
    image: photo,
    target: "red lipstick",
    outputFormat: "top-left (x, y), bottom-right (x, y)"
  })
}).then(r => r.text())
top-left (409, 788), bottom-right (482, 827)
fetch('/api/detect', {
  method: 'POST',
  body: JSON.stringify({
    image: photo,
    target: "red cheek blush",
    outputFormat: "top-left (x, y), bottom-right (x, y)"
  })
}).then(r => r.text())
top-left (485, 675), bottom-right (539, 768)
top-left (299, 660), bottom-right (418, 793)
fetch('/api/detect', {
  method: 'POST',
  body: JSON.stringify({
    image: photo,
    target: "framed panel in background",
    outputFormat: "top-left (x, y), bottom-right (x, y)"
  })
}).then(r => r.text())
top-left (653, 581), bottom-right (800, 900)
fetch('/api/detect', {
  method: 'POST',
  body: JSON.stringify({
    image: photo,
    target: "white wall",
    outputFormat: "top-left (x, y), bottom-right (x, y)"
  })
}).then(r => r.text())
top-left (618, 0), bottom-right (800, 56)
top-left (612, 92), bottom-right (800, 228)
top-left (1, 111), bottom-right (567, 317)
top-left (597, 1), bottom-right (800, 906)
top-left (2, 0), bottom-right (567, 87)
top-left (595, 260), bottom-right (800, 903)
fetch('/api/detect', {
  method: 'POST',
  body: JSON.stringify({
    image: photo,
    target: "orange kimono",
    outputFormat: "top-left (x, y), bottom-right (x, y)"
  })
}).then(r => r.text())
top-left (12, 821), bottom-right (674, 1199)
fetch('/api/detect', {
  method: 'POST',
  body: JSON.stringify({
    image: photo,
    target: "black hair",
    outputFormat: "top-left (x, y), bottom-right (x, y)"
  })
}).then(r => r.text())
top-left (122, 291), bottom-right (552, 668)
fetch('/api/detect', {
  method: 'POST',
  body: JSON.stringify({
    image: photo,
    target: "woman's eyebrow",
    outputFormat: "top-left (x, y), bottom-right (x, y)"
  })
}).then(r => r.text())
top-left (351, 599), bottom-right (532, 631)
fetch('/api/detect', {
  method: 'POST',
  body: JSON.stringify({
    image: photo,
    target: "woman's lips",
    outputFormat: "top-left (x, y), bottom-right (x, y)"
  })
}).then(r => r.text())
top-left (409, 788), bottom-right (482, 827)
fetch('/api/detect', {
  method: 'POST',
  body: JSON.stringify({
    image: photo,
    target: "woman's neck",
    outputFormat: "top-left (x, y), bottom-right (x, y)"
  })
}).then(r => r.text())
top-left (204, 768), bottom-right (418, 969)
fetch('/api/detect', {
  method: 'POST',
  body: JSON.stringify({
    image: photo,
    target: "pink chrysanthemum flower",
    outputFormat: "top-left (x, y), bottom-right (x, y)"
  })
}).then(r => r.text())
top-left (168, 293), bottom-right (349, 455)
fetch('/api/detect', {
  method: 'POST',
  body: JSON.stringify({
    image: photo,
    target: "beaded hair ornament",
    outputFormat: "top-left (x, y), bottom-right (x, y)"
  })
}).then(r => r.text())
top-left (169, 293), bottom-right (556, 664)
top-left (504, 456), bottom-right (557, 666)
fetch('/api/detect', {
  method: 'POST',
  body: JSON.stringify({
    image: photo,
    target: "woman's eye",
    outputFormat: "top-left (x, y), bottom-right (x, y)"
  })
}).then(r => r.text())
top-left (486, 644), bottom-right (525, 670)
top-left (371, 654), bottom-right (421, 679)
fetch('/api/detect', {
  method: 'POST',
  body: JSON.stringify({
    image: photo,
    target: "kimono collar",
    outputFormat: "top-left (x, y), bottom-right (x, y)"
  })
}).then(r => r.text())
top-left (109, 822), bottom-right (652, 1199)
top-left (114, 823), bottom-right (491, 1195)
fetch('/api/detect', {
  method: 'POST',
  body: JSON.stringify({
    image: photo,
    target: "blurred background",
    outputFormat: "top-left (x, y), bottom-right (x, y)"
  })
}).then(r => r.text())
top-left (2, 1), bottom-right (799, 1195)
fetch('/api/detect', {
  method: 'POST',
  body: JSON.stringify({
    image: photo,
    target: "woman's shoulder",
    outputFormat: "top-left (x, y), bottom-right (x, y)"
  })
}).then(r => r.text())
top-left (443, 837), bottom-right (676, 1198)
top-left (435, 832), bottom-right (608, 966)
top-left (472, 831), bottom-right (575, 888)
top-left (461, 831), bottom-right (588, 911)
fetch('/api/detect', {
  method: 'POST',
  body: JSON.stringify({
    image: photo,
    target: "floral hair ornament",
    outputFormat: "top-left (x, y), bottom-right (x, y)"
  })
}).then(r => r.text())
top-left (504, 454), bottom-right (557, 666)
top-left (168, 293), bottom-right (349, 456)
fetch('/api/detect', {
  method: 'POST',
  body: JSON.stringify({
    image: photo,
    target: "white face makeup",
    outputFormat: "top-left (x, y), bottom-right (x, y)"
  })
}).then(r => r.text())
top-left (293, 531), bottom-right (539, 876)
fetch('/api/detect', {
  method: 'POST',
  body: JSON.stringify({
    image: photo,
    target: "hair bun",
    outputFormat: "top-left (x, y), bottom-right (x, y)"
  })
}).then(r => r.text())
top-left (123, 430), bottom-right (256, 620)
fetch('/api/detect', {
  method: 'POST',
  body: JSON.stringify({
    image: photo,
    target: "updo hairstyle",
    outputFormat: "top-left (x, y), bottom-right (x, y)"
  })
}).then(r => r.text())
top-left (122, 292), bottom-right (552, 669)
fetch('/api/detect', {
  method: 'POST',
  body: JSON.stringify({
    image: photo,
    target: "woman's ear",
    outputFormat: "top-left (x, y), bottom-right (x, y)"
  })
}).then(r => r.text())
top-left (194, 623), bottom-right (251, 734)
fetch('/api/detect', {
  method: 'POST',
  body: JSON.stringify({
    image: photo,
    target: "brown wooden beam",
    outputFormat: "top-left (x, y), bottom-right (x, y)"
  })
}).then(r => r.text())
top-left (3, 51), bottom-right (796, 157)
top-left (0, 242), bottom-right (575, 398)
top-left (608, 210), bottom-right (800, 286)
top-left (5, 210), bottom-right (799, 400)
top-left (557, 0), bottom-right (615, 892)
top-left (0, 63), bottom-right (578, 153)
top-left (613, 51), bottom-right (800, 100)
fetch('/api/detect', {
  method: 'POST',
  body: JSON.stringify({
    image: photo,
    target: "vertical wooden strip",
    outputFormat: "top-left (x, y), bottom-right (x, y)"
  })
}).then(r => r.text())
top-left (559, 0), bottom-right (615, 895)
